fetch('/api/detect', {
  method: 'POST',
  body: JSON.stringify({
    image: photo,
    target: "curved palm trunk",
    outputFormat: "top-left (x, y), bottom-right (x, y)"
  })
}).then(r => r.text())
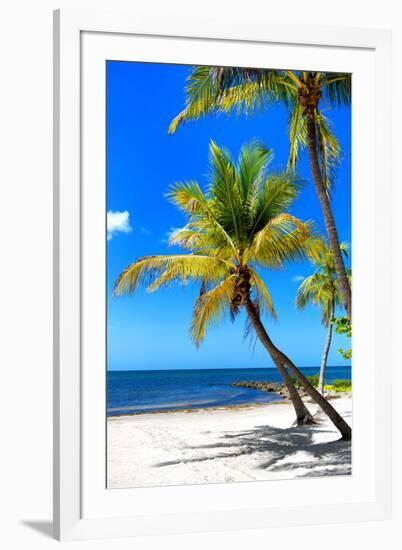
top-left (242, 301), bottom-right (313, 425)
top-left (245, 297), bottom-right (351, 440)
top-left (305, 111), bottom-right (352, 321)
top-left (319, 303), bottom-right (334, 394)
top-left (278, 368), bottom-right (314, 426)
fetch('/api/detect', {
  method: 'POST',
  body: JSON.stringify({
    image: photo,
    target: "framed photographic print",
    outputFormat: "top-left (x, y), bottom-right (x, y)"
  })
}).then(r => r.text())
top-left (53, 8), bottom-right (392, 540)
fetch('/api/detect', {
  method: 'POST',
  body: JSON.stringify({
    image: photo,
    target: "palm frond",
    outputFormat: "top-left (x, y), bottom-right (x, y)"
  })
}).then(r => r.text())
top-left (168, 67), bottom-right (297, 132)
top-left (168, 223), bottom-right (234, 259)
top-left (247, 213), bottom-right (313, 267)
top-left (305, 237), bottom-right (349, 267)
top-left (295, 239), bottom-right (350, 324)
top-left (283, 70), bottom-right (304, 88)
top-left (237, 141), bottom-right (273, 204)
top-left (296, 273), bottom-right (326, 308)
top-left (168, 66), bottom-right (217, 133)
top-left (248, 268), bottom-right (277, 319)
top-left (208, 141), bottom-right (242, 244)
top-left (114, 254), bottom-right (235, 295)
top-left (168, 226), bottom-right (207, 251)
top-left (167, 180), bottom-right (240, 259)
top-left (321, 73), bottom-right (351, 108)
top-left (296, 273), bottom-right (337, 324)
top-left (191, 274), bottom-right (237, 345)
top-left (315, 112), bottom-right (341, 192)
top-left (287, 102), bottom-right (306, 172)
top-left (217, 81), bottom-right (269, 115)
top-left (248, 172), bottom-right (305, 239)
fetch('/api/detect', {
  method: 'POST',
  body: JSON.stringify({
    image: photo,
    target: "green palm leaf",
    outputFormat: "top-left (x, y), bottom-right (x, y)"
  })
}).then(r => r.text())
top-left (115, 141), bottom-right (313, 343)
top-left (248, 268), bottom-right (277, 319)
top-left (169, 67), bottom-right (349, 208)
top-left (114, 254), bottom-right (235, 295)
top-left (287, 102), bottom-right (306, 172)
top-left (191, 274), bottom-right (237, 345)
top-left (315, 112), bottom-right (341, 192)
top-left (168, 66), bottom-right (217, 134)
top-left (296, 240), bottom-right (349, 324)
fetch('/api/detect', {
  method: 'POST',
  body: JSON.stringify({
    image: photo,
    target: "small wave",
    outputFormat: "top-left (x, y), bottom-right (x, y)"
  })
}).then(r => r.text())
top-left (108, 397), bottom-right (223, 414)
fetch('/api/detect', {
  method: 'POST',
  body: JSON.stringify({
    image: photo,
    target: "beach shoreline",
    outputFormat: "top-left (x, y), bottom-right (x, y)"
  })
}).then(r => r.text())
top-left (107, 396), bottom-right (286, 418)
top-left (107, 390), bottom-right (351, 419)
top-left (107, 395), bottom-right (352, 489)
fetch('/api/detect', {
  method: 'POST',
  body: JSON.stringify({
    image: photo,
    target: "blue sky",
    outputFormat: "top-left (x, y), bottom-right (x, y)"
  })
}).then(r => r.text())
top-left (106, 61), bottom-right (351, 371)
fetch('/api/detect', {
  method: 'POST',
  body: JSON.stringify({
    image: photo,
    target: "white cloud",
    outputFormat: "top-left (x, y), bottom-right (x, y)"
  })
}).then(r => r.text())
top-left (291, 275), bottom-right (305, 283)
top-left (107, 210), bottom-right (132, 241)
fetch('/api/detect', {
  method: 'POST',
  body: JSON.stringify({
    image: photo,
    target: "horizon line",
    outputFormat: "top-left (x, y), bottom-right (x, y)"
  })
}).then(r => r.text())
top-left (107, 365), bottom-right (351, 373)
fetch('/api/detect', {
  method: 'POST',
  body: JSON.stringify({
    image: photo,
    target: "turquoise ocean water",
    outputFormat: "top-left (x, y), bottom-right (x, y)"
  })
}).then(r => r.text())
top-left (107, 366), bottom-right (351, 416)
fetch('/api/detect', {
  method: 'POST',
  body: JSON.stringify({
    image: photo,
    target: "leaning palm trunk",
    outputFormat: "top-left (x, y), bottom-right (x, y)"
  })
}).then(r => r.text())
top-left (244, 305), bottom-right (314, 425)
top-left (305, 112), bottom-right (352, 320)
top-left (319, 301), bottom-right (334, 394)
top-left (279, 371), bottom-right (315, 426)
top-left (236, 274), bottom-right (314, 425)
top-left (245, 297), bottom-right (351, 440)
top-left (265, 363), bottom-right (313, 425)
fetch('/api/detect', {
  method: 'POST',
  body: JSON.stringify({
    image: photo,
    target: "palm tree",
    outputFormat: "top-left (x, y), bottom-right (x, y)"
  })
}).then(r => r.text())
top-left (296, 241), bottom-right (350, 394)
top-left (114, 141), bottom-right (351, 439)
top-left (168, 67), bottom-right (352, 320)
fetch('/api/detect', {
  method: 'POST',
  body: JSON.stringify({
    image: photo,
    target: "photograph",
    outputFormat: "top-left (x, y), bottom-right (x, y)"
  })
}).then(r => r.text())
top-left (106, 61), bottom-right (352, 489)
top-left (0, 1), bottom-right (395, 545)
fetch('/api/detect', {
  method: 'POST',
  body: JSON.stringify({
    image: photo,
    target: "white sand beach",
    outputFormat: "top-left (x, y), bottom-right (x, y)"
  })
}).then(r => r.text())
top-left (107, 396), bottom-right (352, 488)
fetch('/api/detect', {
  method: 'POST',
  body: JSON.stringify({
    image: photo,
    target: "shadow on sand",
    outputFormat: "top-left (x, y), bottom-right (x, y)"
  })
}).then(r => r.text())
top-left (153, 418), bottom-right (352, 479)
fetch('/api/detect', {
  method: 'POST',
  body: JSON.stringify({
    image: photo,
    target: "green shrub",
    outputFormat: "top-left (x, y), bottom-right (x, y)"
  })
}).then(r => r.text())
top-left (306, 373), bottom-right (320, 388)
top-left (332, 379), bottom-right (352, 392)
top-left (332, 379), bottom-right (351, 388)
top-left (289, 373), bottom-right (320, 388)
top-left (333, 316), bottom-right (352, 359)
top-left (289, 375), bottom-right (300, 388)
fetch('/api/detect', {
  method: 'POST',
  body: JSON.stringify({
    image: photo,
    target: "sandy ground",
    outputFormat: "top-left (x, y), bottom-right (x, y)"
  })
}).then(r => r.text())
top-left (107, 397), bottom-right (352, 489)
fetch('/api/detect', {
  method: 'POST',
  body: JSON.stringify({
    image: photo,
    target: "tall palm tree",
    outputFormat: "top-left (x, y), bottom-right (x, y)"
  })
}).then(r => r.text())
top-left (168, 67), bottom-right (352, 320)
top-left (114, 141), bottom-right (351, 439)
top-left (296, 241), bottom-right (350, 394)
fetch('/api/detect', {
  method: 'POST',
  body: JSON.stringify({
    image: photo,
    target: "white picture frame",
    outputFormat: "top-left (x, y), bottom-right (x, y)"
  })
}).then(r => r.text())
top-left (53, 8), bottom-right (392, 541)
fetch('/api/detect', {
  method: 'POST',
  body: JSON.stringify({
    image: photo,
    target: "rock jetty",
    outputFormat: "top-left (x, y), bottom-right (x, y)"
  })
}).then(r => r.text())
top-left (232, 381), bottom-right (308, 400)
